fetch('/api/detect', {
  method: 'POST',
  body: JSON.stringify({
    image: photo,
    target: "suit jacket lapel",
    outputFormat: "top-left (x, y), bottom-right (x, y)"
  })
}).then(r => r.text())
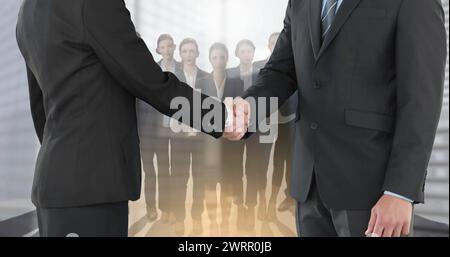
top-left (195, 72), bottom-right (201, 89)
top-left (223, 79), bottom-right (234, 100)
top-left (308, 0), bottom-right (322, 60)
top-left (208, 78), bottom-right (218, 99)
top-left (195, 70), bottom-right (207, 89)
top-left (318, 0), bottom-right (361, 59)
top-left (178, 70), bottom-right (187, 83)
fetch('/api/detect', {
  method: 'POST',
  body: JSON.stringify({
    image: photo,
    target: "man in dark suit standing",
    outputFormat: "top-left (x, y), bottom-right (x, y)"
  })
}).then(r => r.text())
top-left (171, 38), bottom-right (209, 236)
top-left (16, 0), bottom-right (229, 237)
top-left (227, 0), bottom-right (447, 237)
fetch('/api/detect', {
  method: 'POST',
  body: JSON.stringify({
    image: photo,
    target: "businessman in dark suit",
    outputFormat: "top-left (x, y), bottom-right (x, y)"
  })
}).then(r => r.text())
top-left (227, 0), bottom-right (447, 237)
top-left (16, 0), bottom-right (229, 237)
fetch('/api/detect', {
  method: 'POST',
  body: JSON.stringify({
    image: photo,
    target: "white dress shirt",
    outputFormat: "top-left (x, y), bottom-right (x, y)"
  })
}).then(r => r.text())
top-left (214, 77), bottom-right (226, 100)
top-left (159, 60), bottom-right (176, 73)
top-left (184, 68), bottom-right (198, 89)
top-left (170, 68), bottom-right (199, 136)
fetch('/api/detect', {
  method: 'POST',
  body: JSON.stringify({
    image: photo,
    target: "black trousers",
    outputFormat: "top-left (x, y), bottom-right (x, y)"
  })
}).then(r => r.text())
top-left (296, 177), bottom-right (414, 237)
top-left (191, 148), bottom-right (206, 221)
top-left (141, 138), bottom-right (170, 213)
top-left (272, 123), bottom-right (293, 197)
top-left (170, 136), bottom-right (197, 221)
top-left (245, 135), bottom-right (272, 208)
top-left (221, 140), bottom-right (245, 205)
top-left (37, 201), bottom-right (129, 237)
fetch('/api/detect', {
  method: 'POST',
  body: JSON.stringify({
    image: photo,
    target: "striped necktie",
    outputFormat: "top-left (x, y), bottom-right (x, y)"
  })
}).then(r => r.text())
top-left (321, 0), bottom-right (338, 41)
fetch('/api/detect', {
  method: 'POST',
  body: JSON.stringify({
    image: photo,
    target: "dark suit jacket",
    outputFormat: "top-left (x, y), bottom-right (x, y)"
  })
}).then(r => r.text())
top-left (197, 73), bottom-right (245, 172)
top-left (175, 67), bottom-right (209, 89)
top-left (16, 0), bottom-right (226, 208)
top-left (243, 0), bottom-right (447, 209)
top-left (253, 60), bottom-right (267, 73)
top-left (254, 59), bottom-right (298, 119)
top-left (137, 60), bottom-right (182, 142)
top-left (168, 67), bottom-right (210, 140)
top-left (227, 65), bottom-right (260, 90)
top-left (157, 60), bottom-right (182, 75)
top-left (197, 73), bottom-right (244, 102)
top-left (228, 64), bottom-right (275, 140)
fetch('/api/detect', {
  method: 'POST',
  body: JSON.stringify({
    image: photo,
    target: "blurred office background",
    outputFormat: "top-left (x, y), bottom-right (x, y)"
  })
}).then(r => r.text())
top-left (0, 0), bottom-right (448, 236)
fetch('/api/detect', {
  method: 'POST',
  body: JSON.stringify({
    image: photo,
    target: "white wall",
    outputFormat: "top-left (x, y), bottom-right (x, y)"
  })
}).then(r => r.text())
top-left (222, 0), bottom-right (289, 65)
top-left (125, 0), bottom-right (289, 70)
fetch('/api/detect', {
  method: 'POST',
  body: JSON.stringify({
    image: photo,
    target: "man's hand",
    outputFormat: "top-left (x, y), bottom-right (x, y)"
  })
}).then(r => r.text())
top-left (223, 97), bottom-right (251, 141)
top-left (365, 194), bottom-right (413, 237)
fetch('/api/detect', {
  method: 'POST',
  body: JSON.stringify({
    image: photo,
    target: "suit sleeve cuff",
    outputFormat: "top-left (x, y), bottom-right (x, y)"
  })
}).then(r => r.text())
top-left (384, 191), bottom-right (414, 203)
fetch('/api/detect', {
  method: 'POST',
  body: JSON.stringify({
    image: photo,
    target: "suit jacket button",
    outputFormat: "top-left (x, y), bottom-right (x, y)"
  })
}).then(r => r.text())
top-left (310, 122), bottom-right (318, 130)
top-left (313, 83), bottom-right (321, 89)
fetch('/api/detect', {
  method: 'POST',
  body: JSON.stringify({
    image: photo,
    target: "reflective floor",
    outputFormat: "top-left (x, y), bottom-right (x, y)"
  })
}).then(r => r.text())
top-left (128, 152), bottom-right (297, 237)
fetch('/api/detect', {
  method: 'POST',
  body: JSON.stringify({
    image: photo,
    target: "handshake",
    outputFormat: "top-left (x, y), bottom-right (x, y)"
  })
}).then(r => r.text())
top-left (223, 97), bottom-right (251, 141)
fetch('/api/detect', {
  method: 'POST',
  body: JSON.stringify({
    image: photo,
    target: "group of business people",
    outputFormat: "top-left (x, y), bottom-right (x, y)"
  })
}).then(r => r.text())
top-left (138, 33), bottom-right (297, 236)
top-left (16, 0), bottom-right (447, 237)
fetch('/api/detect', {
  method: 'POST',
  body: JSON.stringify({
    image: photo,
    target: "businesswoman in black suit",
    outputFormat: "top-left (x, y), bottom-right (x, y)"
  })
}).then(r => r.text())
top-left (196, 43), bottom-right (245, 235)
